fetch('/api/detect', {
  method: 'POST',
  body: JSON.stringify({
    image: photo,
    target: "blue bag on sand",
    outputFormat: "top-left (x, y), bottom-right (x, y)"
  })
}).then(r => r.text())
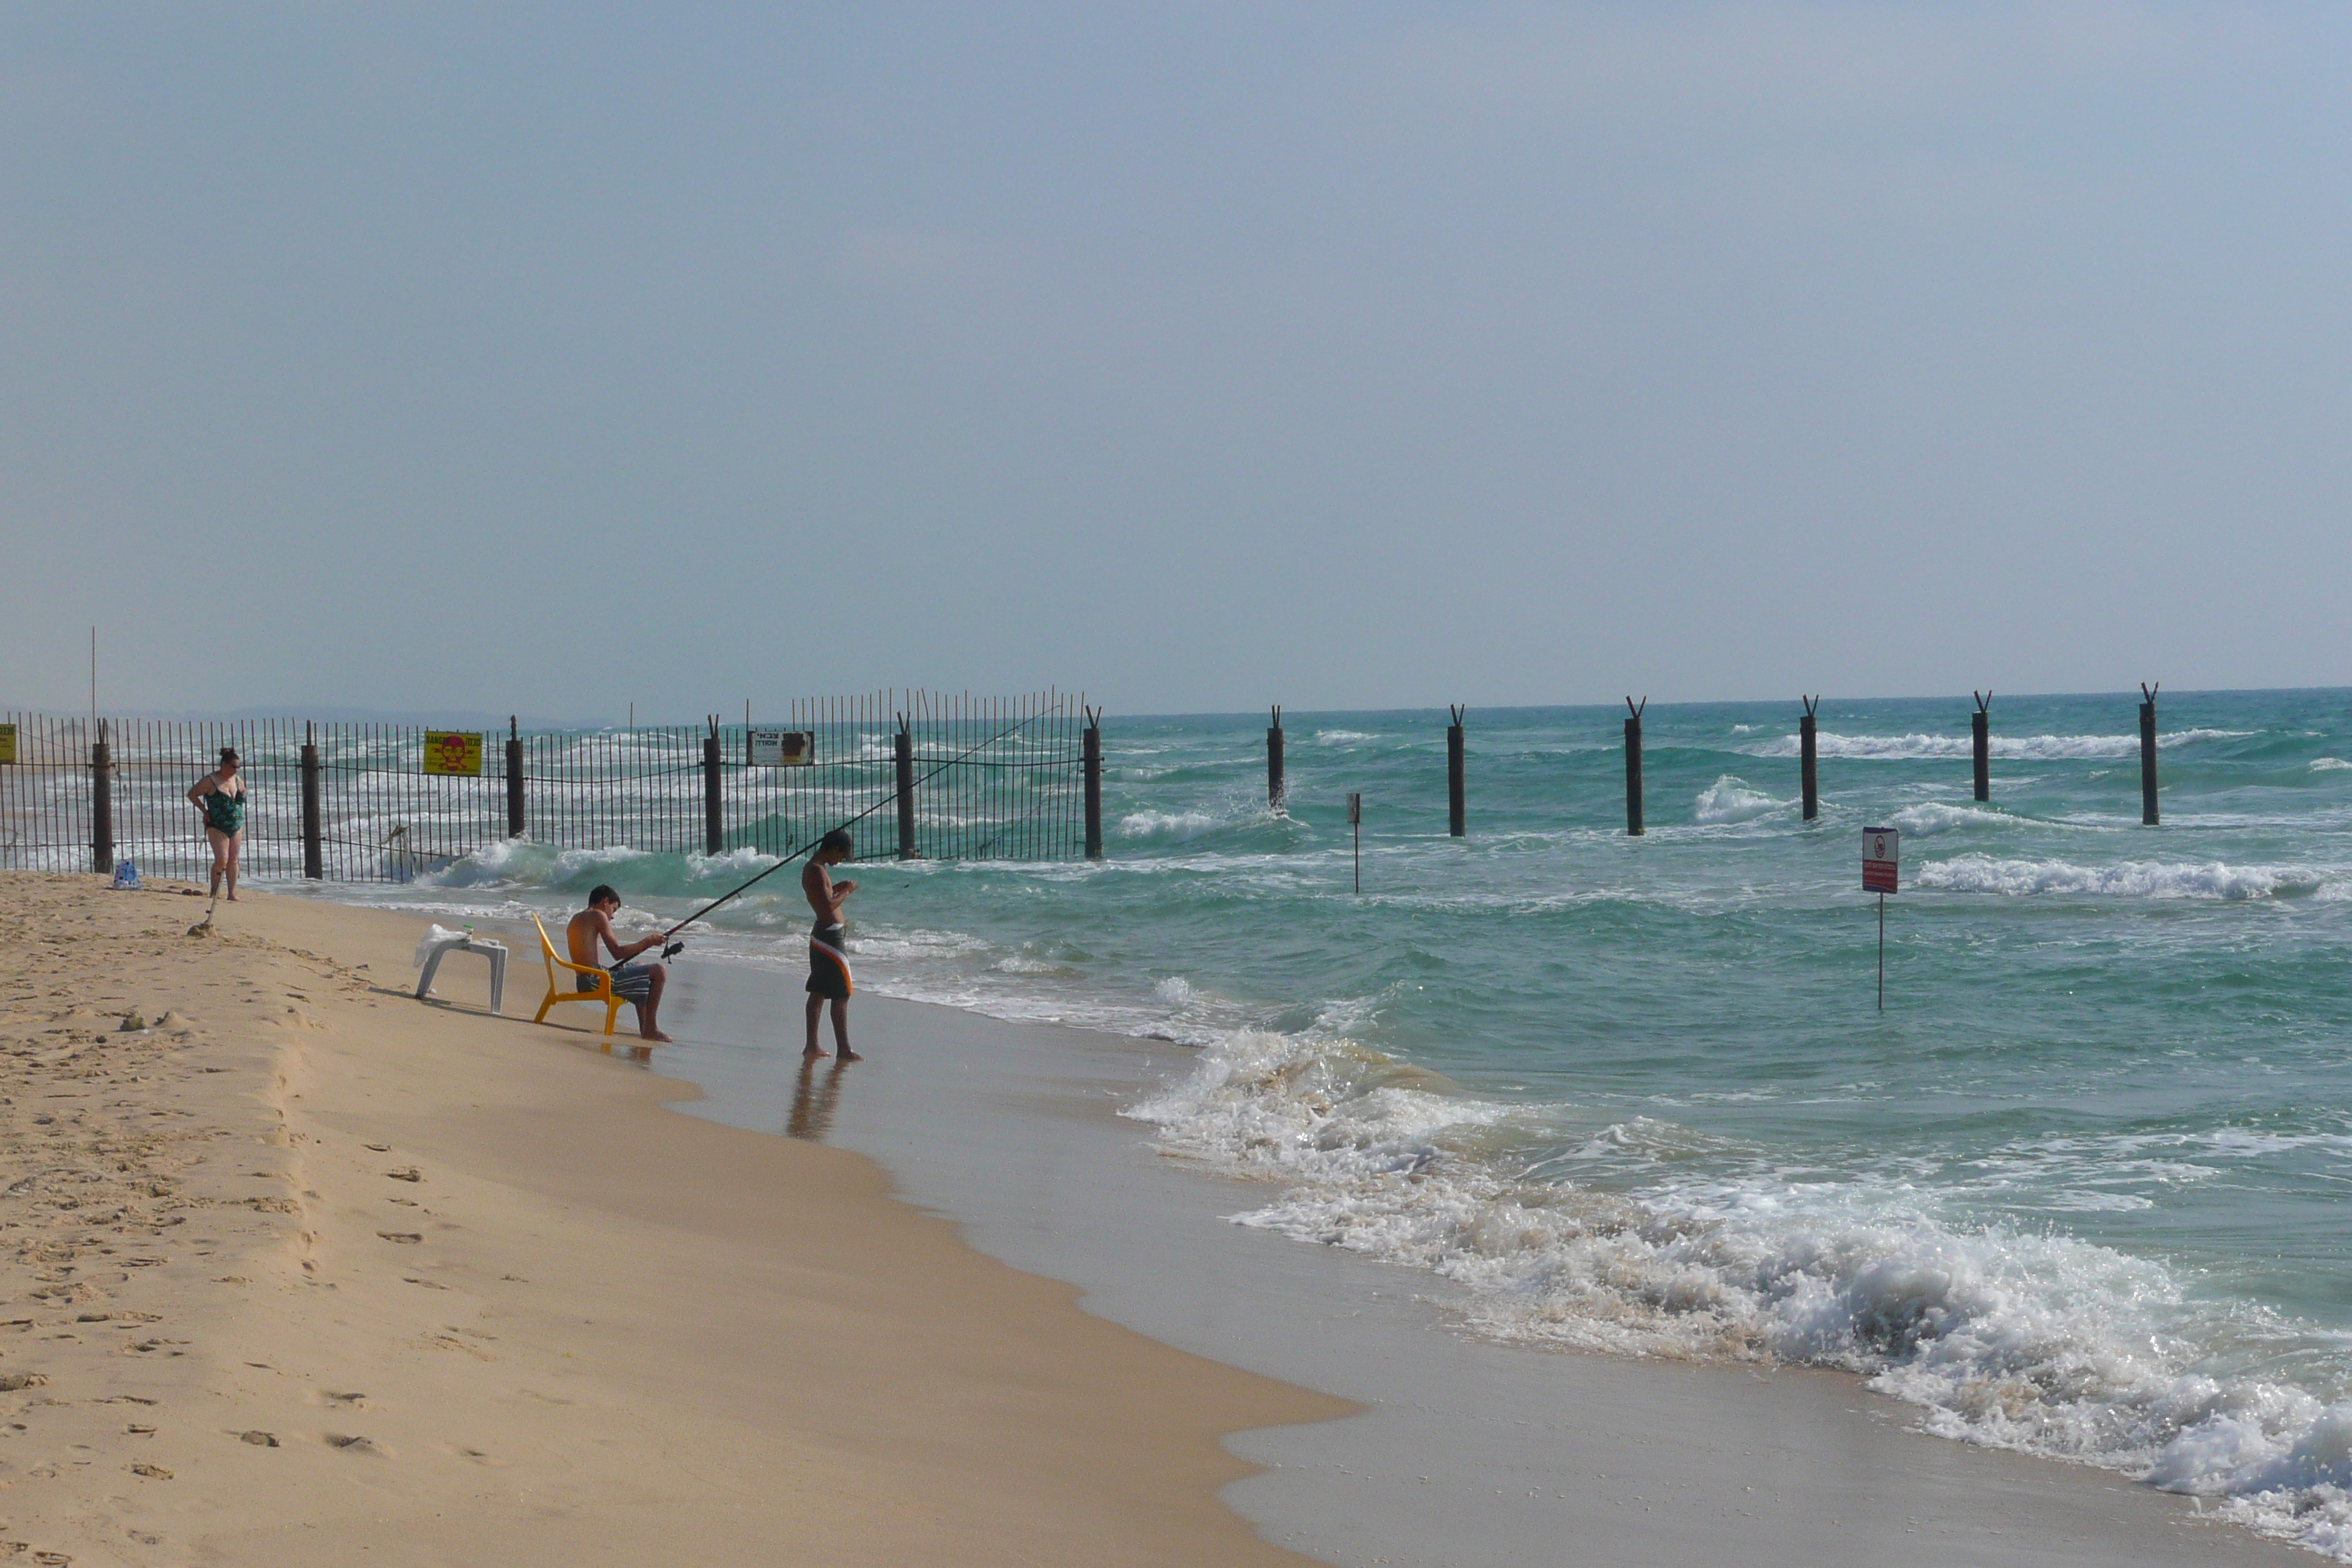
top-left (110, 860), bottom-right (141, 890)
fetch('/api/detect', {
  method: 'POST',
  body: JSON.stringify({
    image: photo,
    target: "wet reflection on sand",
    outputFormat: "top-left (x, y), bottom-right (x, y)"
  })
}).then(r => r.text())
top-left (788, 1056), bottom-right (850, 1140)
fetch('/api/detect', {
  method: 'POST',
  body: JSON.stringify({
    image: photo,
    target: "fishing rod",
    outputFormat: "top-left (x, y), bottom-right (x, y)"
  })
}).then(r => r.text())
top-left (656, 709), bottom-right (1046, 945)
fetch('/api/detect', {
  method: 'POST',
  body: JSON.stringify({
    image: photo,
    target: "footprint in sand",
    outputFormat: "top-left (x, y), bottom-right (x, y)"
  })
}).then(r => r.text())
top-left (376, 1232), bottom-right (423, 1245)
top-left (324, 1433), bottom-right (380, 1455)
top-left (444, 1444), bottom-right (510, 1469)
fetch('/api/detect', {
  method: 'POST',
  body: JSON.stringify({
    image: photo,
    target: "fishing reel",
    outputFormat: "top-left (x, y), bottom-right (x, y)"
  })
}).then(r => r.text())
top-left (660, 938), bottom-right (686, 961)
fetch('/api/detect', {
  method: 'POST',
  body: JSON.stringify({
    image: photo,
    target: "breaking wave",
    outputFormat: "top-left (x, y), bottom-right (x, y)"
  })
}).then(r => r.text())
top-left (1128, 1028), bottom-right (2352, 1558)
top-left (1887, 802), bottom-right (2017, 836)
top-left (1693, 775), bottom-right (1787, 825)
top-left (1915, 855), bottom-right (2324, 900)
top-left (1118, 809), bottom-right (1229, 841)
top-left (1750, 728), bottom-right (2252, 762)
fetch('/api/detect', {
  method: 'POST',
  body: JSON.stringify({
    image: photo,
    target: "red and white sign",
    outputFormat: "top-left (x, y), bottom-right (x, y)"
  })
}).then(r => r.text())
top-left (1862, 827), bottom-right (1899, 894)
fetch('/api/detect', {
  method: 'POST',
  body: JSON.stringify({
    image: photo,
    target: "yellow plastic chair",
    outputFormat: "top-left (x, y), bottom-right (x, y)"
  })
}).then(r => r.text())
top-left (532, 915), bottom-right (625, 1037)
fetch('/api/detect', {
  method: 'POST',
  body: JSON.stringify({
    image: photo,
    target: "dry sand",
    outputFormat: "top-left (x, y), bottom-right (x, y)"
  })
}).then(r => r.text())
top-left (0, 873), bottom-right (1349, 1565)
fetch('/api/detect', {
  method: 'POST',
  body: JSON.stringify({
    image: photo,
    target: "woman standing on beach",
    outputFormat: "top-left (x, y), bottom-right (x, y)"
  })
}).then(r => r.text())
top-left (187, 746), bottom-right (247, 902)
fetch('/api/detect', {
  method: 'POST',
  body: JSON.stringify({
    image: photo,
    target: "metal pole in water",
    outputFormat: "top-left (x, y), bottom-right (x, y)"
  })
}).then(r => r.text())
top-left (1800, 696), bottom-right (1820, 822)
top-left (1972, 692), bottom-right (1991, 804)
top-left (1267, 706), bottom-right (1285, 814)
top-left (1082, 709), bottom-right (1104, 860)
top-left (1347, 791), bottom-right (1362, 894)
top-left (1447, 706), bottom-right (1466, 838)
top-left (1877, 892), bottom-right (1885, 1012)
top-left (1624, 698), bottom-right (1646, 836)
top-left (2139, 684), bottom-right (2160, 826)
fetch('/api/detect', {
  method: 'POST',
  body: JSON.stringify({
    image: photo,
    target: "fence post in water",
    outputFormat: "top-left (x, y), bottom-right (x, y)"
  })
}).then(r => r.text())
top-left (1972, 692), bottom-right (1991, 804)
top-left (1267, 706), bottom-right (1286, 814)
top-left (89, 720), bottom-right (113, 873)
top-left (1082, 707), bottom-right (1104, 860)
top-left (1348, 791), bottom-right (1362, 893)
top-left (1800, 696), bottom-right (1820, 822)
top-left (2140, 683), bottom-right (2160, 826)
top-left (301, 722), bottom-right (323, 880)
top-left (505, 715), bottom-right (525, 839)
top-left (1447, 706), bottom-right (1466, 837)
top-left (895, 718), bottom-right (918, 859)
top-left (702, 719), bottom-right (724, 855)
top-left (1624, 697), bottom-right (1646, 837)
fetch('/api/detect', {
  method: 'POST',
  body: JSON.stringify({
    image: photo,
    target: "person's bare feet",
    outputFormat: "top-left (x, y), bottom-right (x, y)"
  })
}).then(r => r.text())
top-left (802, 1044), bottom-right (829, 1060)
top-left (640, 1028), bottom-right (674, 1044)
top-left (835, 1047), bottom-right (863, 1063)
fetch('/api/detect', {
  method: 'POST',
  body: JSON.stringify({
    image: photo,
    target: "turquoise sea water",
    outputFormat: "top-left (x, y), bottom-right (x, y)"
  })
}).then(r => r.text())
top-left (328, 689), bottom-right (2352, 1556)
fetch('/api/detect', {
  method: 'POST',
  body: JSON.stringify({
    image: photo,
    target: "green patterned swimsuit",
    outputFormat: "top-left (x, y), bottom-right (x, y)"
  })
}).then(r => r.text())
top-left (203, 779), bottom-right (246, 834)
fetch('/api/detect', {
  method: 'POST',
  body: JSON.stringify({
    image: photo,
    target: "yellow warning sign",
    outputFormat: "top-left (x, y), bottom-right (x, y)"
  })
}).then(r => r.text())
top-left (421, 731), bottom-right (483, 777)
top-left (0, 723), bottom-right (15, 764)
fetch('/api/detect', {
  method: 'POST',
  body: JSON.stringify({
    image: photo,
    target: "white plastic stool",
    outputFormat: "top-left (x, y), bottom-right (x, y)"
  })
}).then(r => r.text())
top-left (414, 929), bottom-right (508, 1014)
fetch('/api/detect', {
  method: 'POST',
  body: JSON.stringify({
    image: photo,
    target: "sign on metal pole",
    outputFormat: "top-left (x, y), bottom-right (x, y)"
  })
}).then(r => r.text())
top-left (748, 728), bottom-right (814, 767)
top-left (0, 723), bottom-right (15, 765)
top-left (422, 731), bottom-right (483, 777)
top-left (1863, 827), bottom-right (1899, 894)
top-left (1346, 792), bottom-right (1362, 894)
top-left (1863, 826), bottom-right (1899, 1009)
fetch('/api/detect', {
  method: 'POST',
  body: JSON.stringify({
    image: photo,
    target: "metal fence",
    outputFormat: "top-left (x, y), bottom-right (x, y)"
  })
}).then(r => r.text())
top-left (0, 690), bottom-right (1099, 883)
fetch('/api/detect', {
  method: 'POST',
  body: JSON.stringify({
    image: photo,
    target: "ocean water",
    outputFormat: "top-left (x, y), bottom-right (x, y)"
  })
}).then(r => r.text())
top-left (313, 690), bottom-right (2352, 1558)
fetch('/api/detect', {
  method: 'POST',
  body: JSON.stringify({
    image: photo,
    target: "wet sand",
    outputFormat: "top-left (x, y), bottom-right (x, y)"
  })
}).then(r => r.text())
top-left (660, 951), bottom-right (2319, 1568)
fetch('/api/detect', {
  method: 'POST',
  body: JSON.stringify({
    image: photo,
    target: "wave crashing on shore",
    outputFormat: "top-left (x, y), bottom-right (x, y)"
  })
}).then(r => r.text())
top-left (1129, 1025), bottom-right (2352, 1558)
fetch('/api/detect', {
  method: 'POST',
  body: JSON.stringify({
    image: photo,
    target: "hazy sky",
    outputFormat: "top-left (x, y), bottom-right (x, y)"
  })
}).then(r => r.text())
top-left (4, 3), bottom-right (2347, 720)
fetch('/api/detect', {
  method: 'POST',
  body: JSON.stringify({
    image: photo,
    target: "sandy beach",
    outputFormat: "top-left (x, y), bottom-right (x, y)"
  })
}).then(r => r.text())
top-left (0, 872), bottom-right (1345, 1565)
top-left (1, 870), bottom-right (2323, 1568)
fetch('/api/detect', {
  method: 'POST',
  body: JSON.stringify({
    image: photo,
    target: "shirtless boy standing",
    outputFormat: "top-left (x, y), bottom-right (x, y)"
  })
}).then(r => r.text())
top-left (802, 830), bottom-right (859, 1060)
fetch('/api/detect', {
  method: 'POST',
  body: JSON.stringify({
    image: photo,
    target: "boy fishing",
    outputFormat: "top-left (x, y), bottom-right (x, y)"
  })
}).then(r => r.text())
top-left (567, 884), bottom-right (674, 1043)
top-left (802, 829), bottom-right (860, 1060)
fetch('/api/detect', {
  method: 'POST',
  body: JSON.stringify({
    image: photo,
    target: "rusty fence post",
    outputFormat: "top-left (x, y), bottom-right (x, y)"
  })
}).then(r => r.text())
top-left (703, 720), bottom-right (724, 855)
top-left (90, 720), bottom-right (113, 873)
top-left (1972, 692), bottom-right (1991, 804)
top-left (1800, 696), bottom-right (1820, 822)
top-left (896, 720), bottom-right (918, 860)
top-left (1447, 706), bottom-right (1466, 837)
top-left (1624, 698), bottom-right (1646, 837)
top-left (1267, 706), bottom-right (1285, 814)
top-left (505, 715), bottom-right (525, 839)
top-left (301, 722), bottom-right (323, 879)
top-left (1082, 709), bottom-right (1103, 859)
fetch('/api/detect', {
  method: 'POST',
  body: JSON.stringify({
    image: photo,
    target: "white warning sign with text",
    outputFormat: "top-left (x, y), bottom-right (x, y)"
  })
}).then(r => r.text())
top-left (1862, 826), bottom-right (1900, 894)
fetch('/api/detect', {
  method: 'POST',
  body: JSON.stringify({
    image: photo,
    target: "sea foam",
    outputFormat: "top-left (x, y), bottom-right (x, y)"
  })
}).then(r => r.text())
top-left (1118, 809), bottom-right (1228, 840)
top-left (1693, 775), bottom-right (1786, 825)
top-left (1888, 802), bottom-right (2016, 836)
top-left (1915, 855), bottom-right (2323, 900)
top-left (1750, 728), bottom-right (2251, 762)
top-left (1128, 1025), bottom-right (2352, 1559)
